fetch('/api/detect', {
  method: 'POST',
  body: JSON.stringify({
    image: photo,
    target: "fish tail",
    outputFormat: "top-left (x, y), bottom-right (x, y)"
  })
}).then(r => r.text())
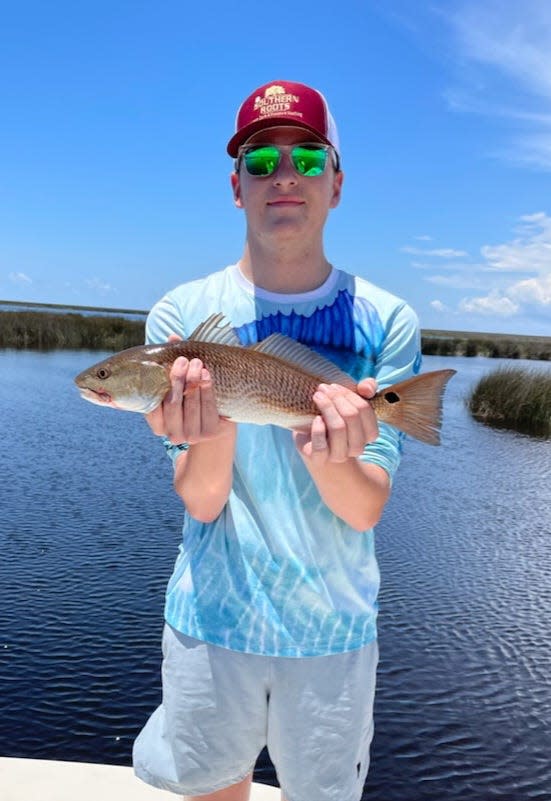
top-left (375, 369), bottom-right (456, 445)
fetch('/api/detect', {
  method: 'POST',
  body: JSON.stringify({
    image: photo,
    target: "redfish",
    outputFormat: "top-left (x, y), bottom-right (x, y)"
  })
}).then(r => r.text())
top-left (75, 313), bottom-right (455, 445)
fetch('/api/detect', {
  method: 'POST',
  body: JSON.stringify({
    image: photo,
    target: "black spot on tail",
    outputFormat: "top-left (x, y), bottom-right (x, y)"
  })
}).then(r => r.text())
top-left (384, 391), bottom-right (400, 404)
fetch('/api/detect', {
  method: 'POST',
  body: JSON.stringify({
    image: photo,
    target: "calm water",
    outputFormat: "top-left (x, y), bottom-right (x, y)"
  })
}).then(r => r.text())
top-left (1, 351), bottom-right (550, 800)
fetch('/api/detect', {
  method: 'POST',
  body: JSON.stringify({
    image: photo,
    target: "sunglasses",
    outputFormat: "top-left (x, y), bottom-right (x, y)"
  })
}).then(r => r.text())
top-left (237, 143), bottom-right (339, 177)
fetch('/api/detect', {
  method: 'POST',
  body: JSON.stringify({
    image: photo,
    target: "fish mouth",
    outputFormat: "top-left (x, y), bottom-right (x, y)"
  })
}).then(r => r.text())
top-left (77, 386), bottom-right (114, 405)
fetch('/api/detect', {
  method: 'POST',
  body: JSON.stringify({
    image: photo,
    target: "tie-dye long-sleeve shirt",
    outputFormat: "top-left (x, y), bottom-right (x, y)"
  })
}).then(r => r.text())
top-left (146, 264), bottom-right (421, 657)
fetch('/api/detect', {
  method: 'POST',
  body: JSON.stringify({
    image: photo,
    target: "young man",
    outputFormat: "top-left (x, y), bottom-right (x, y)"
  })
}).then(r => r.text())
top-left (133, 80), bottom-right (421, 801)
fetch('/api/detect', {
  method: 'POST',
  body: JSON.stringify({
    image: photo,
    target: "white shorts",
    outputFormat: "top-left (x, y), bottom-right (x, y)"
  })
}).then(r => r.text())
top-left (133, 624), bottom-right (378, 801)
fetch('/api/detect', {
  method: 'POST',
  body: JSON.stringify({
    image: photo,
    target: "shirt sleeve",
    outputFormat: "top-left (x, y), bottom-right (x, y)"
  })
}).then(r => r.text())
top-left (145, 295), bottom-right (187, 345)
top-left (358, 302), bottom-right (422, 482)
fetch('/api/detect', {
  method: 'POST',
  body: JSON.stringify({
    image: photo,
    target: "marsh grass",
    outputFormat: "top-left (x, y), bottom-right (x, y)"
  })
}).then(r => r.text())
top-left (0, 312), bottom-right (144, 350)
top-left (422, 330), bottom-right (550, 361)
top-left (468, 367), bottom-right (551, 439)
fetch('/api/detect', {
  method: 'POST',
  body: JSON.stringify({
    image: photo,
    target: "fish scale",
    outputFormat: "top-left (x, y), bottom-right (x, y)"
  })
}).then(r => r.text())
top-left (173, 341), bottom-right (325, 428)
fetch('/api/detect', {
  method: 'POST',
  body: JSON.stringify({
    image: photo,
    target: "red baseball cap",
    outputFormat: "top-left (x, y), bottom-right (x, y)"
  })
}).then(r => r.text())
top-left (227, 80), bottom-right (340, 158)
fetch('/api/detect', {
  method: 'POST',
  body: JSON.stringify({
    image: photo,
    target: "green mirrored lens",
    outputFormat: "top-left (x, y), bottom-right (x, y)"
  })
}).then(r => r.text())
top-left (243, 146), bottom-right (281, 176)
top-left (291, 146), bottom-right (328, 176)
top-left (241, 144), bottom-right (329, 177)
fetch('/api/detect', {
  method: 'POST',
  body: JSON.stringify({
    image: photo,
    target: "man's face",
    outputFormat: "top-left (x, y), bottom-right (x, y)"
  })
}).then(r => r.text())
top-left (231, 127), bottom-right (343, 243)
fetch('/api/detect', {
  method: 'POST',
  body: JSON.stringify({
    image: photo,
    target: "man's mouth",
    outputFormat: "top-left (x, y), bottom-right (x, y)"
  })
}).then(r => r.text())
top-left (267, 198), bottom-right (305, 206)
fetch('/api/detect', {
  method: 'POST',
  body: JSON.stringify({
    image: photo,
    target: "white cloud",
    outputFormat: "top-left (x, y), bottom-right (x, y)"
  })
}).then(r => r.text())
top-left (450, 2), bottom-right (551, 100)
top-left (379, 2), bottom-right (551, 170)
top-left (414, 234), bottom-right (433, 241)
top-left (453, 212), bottom-right (551, 317)
top-left (426, 272), bottom-right (487, 290)
top-left (407, 211), bottom-right (551, 321)
top-left (509, 272), bottom-right (551, 307)
top-left (401, 246), bottom-right (468, 258)
top-left (8, 272), bottom-right (32, 285)
top-left (430, 300), bottom-right (448, 312)
top-left (85, 277), bottom-right (116, 295)
top-left (443, 2), bottom-right (551, 170)
top-left (459, 291), bottom-right (519, 317)
top-left (481, 212), bottom-right (551, 272)
top-left (499, 133), bottom-right (551, 171)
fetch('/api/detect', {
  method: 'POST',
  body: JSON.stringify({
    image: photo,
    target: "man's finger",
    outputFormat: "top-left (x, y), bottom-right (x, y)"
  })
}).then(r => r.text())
top-left (330, 391), bottom-right (367, 457)
top-left (164, 357), bottom-right (188, 443)
top-left (181, 358), bottom-right (203, 441)
top-left (146, 405), bottom-right (166, 436)
top-left (311, 414), bottom-right (328, 452)
top-left (356, 377), bottom-right (377, 399)
top-left (313, 388), bottom-right (348, 463)
top-left (335, 387), bottom-right (378, 447)
top-left (199, 369), bottom-right (221, 436)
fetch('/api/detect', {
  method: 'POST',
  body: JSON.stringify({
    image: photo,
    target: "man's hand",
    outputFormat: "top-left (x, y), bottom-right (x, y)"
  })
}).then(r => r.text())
top-left (294, 378), bottom-right (379, 464)
top-left (146, 335), bottom-right (235, 445)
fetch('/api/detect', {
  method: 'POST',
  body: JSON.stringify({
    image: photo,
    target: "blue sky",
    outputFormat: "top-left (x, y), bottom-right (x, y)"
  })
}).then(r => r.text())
top-left (1, 1), bottom-right (550, 336)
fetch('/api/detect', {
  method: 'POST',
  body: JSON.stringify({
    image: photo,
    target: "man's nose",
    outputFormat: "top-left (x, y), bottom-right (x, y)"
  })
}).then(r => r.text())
top-left (273, 154), bottom-right (297, 185)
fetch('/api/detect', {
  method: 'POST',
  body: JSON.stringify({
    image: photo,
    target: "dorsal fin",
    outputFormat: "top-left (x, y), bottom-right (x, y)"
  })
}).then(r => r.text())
top-left (251, 334), bottom-right (356, 389)
top-left (188, 313), bottom-right (241, 346)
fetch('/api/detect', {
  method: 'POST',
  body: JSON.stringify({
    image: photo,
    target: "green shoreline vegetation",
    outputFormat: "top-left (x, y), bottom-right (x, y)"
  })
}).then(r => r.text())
top-left (0, 311), bottom-right (144, 351)
top-left (421, 330), bottom-right (549, 361)
top-left (468, 367), bottom-right (551, 439)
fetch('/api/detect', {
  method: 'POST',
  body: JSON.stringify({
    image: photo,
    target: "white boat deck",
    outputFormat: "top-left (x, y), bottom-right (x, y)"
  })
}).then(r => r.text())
top-left (0, 758), bottom-right (280, 801)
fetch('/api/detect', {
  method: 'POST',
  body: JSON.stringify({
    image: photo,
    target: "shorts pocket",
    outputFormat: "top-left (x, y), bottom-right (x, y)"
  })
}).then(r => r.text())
top-left (162, 624), bottom-right (217, 711)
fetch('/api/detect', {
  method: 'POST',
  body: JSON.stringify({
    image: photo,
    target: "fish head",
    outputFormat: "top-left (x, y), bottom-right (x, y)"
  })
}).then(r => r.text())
top-left (74, 353), bottom-right (171, 414)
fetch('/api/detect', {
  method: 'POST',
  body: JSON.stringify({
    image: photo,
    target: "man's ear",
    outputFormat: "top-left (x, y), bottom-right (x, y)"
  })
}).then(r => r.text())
top-left (329, 170), bottom-right (344, 209)
top-left (231, 172), bottom-right (243, 208)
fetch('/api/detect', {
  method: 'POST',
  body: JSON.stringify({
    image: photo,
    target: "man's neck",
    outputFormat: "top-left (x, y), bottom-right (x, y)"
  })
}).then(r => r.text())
top-left (238, 241), bottom-right (332, 294)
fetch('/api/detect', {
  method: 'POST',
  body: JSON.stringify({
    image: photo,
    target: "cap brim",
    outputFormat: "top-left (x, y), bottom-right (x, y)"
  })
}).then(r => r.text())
top-left (227, 118), bottom-right (332, 157)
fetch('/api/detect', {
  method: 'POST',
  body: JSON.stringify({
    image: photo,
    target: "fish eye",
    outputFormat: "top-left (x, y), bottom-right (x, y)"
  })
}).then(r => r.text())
top-left (384, 391), bottom-right (400, 404)
top-left (96, 366), bottom-right (111, 380)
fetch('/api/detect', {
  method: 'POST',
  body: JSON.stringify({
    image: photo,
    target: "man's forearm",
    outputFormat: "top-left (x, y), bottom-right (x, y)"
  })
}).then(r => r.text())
top-left (173, 425), bottom-right (237, 522)
top-left (303, 458), bottom-right (390, 531)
